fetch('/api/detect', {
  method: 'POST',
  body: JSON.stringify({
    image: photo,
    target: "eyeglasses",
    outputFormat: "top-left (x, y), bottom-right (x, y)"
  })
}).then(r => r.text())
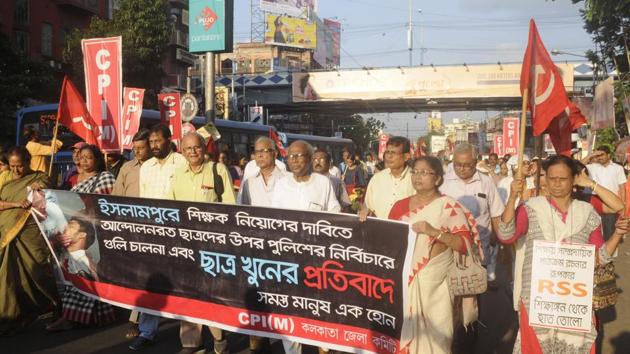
top-left (313, 157), bottom-right (328, 162)
top-left (288, 153), bottom-right (308, 160)
top-left (183, 146), bottom-right (203, 153)
top-left (411, 169), bottom-right (436, 177)
top-left (453, 162), bottom-right (476, 170)
top-left (254, 148), bottom-right (275, 155)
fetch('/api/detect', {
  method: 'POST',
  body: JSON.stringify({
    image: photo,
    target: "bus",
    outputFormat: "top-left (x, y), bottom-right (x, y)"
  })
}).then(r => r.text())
top-left (15, 104), bottom-right (353, 179)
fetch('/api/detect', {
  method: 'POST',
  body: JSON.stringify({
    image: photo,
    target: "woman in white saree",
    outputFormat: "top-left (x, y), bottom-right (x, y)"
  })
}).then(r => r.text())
top-left (388, 156), bottom-right (479, 354)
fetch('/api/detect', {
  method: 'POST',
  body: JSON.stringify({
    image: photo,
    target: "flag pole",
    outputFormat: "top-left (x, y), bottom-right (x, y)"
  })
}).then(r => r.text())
top-left (48, 118), bottom-right (60, 177)
top-left (517, 88), bottom-right (529, 179)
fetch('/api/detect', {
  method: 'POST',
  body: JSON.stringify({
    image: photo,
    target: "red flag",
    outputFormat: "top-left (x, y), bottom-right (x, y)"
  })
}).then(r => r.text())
top-left (520, 19), bottom-right (571, 136)
top-left (121, 87), bottom-right (145, 149)
top-left (547, 102), bottom-right (587, 157)
top-left (158, 93), bottom-right (183, 143)
top-left (269, 128), bottom-right (287, 157)
top-left (57, 76), bottom-right (98, 145)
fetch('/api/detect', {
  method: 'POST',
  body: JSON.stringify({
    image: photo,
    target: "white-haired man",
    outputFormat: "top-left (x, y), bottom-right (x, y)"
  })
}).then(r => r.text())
top-left (440, 143), bottom-right (504, 284)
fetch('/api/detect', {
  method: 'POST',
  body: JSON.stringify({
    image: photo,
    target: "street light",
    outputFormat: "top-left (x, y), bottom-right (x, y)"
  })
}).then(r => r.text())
top-left (550, 49), bottom-right (587, 58)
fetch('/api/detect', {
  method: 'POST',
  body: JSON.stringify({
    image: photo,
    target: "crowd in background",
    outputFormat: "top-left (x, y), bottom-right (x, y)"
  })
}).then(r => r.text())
top-left (0, 126), bottom-right (628, 354)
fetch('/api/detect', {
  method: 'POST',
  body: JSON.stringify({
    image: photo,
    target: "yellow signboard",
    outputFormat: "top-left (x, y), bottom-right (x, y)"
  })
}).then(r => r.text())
top-left (265, 14), bottom-right (316, 49)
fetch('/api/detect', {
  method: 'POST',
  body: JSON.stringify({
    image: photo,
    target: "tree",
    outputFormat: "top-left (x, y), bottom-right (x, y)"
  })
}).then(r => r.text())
top-left (338, 115), bottom-right (386, 152)
top-left (570, 0), bottom-right (630, 135)
top-left (0, 33), bottom-right (57, 147)
top-left (63, 0), bottom-right (171, 108)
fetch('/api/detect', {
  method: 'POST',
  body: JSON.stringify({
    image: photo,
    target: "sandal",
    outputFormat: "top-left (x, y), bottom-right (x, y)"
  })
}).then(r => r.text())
top-left (45, 318), bottom-right (73, 332)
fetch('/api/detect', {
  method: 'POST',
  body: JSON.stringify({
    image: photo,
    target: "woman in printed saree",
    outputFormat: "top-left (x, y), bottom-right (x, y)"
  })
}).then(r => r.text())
top-left (45, 144), bottom-right (116, 331)
top-left (0, 146), bottom-right (59, 334)
top-left (498, 155), bottom-right (627, 353)
top-left (388, 156), bottom-right (478, 354)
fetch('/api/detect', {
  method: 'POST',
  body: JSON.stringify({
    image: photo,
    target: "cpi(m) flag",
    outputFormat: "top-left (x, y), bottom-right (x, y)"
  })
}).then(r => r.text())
top-left (57, 76), bottom-right (98, 145)
top-left (158, 93), bottom-right (183, 142)
top-left (82, 36), bottom-right (123, 151)
top-left (547, 102), bottom-right (587, 157)
top-left (520, 19), bottom-right (571, 137)
top-left (269, 128), bottom-right (287, 157)
top-left (121, 88), bottom-right (145, 150)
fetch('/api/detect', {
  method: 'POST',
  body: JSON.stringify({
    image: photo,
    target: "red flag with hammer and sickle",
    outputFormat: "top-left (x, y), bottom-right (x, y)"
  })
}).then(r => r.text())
top-left (520, 19), bottom-right (571, 137)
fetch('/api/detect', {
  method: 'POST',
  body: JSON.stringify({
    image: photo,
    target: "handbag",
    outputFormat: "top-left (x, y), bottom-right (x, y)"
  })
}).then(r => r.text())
top-left (593, 262), bottom-right (619, 310)
top-left (447, 237), bottom-right (488, 296)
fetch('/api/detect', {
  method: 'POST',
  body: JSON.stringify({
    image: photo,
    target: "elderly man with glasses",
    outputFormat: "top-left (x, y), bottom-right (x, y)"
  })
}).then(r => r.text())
top-left (237, 136), bottom-right (287, 207)
top-left (440, 143), bottom-right (504, 285)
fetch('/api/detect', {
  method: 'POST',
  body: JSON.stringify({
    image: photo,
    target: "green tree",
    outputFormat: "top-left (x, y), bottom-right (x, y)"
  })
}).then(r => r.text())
top-left (63, 0), bottom-right (171, 108)
top-left (338, 115), bottom-right (386, 152)
top-left (0, 33), bottom-right (57, 147)
top-left (571, 0), bottom-right (630, 135)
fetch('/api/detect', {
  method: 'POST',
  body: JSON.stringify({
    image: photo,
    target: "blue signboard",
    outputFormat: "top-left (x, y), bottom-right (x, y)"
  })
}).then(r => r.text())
top-left (189, 0), bottom-right (233, 53)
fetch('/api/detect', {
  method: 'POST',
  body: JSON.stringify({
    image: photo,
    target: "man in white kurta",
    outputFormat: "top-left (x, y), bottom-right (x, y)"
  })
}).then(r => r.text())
top-left (271, 140), bottom-right (340, 354)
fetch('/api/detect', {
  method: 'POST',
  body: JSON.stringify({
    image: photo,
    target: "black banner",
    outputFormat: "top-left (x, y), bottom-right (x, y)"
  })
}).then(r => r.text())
top-left (35, 190), bottom-right (413, 353)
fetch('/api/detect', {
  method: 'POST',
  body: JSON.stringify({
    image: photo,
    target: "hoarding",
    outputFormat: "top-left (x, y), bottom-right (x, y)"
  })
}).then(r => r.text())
top-left (292, 63), bottom-right (574, 102)
top-left (265, 14), bottom-right (316, 49)
top-left (314, 18), bottom-right (341, 67)
top-left (189, 0), bottom-right (234, 53)
top-left (260, 0), bottom-right (318, 18)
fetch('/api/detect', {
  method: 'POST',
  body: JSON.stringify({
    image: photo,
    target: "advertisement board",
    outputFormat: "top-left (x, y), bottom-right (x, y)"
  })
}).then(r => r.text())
top-left (189, 0), bottom-right (234, 53)
top-left (265, 14), bottom-right (317, 49)
top-left (292, 63), bottom-right (574, 102)
top-left (260, 0), bottom-right (317, 18)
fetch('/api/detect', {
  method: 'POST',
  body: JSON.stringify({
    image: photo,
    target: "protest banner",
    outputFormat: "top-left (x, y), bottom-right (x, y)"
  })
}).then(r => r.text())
top-left (81, 37), bottom-right (123, 151)
top-left (502, 117), bottom-right (519, 155)
top-left (121, 88), bottom-right (145, 150)
top-left (493, 134), bottom-right (504, 156)
top-left (529, 240), bottom-right (595, 332)
top-left (158, 93), bottom-right (183, 142)
top-left (33, 190), bottom-right (413, 354)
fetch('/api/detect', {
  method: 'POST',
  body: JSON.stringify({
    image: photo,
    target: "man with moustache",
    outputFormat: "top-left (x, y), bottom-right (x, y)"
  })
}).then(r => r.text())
top-left (129, 124), bottom-right (186, 351)
top-left (360, 136), bottom-right (414, 221)
top-left (238, 137), bottom-right (287, 206)
top-left (312, 149), bottom-right (351, 211)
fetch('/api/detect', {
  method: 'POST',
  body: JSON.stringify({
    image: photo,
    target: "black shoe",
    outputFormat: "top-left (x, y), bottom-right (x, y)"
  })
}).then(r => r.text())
top-left (129, 336), bottom-right (155, 351)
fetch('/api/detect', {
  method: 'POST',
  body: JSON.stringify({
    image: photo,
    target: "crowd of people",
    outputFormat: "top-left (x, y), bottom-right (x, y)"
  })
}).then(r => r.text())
top-left (0, 124), bottom-right (628, 354)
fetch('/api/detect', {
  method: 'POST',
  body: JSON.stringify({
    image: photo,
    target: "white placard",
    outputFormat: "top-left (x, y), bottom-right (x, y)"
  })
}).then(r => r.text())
top-left (529, 240), bottom-right (595, 332)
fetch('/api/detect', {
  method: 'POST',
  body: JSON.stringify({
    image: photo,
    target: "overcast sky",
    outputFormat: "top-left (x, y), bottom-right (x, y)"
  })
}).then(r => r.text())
top-left (232, 0), bottom-right (594, 140)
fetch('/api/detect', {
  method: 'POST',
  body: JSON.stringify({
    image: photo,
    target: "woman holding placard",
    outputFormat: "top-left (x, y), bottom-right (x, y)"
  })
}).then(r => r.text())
top-left (498, 155), bottom-right (627, 353)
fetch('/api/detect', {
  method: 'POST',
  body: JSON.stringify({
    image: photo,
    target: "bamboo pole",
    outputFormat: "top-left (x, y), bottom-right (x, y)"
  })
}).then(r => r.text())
top-left (48, 119), bottom-right (60, 177)
top-left (516, 88), bottom-right (529, 179)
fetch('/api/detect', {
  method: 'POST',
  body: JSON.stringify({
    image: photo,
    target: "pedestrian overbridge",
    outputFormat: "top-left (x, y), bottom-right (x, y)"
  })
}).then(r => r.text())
top-left (217, 62), bottom-right (581, 114)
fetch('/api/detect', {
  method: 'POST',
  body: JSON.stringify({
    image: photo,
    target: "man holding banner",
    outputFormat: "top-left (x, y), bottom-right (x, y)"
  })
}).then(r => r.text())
top-left (168, 132), bottom-right (235, 354)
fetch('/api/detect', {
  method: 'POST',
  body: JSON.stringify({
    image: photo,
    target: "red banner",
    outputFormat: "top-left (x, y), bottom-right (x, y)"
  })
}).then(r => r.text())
top-left (81, 37), bottom-right (123, 151)
top-left (378, 134), bottom-right (389, 160)
top-left (121, 88), bottom-right (145, 150)
top-left (502, 117), bottom-right (519, 155)
top-left (158, 93), bottom-right (183, 142)
top-left (493, 134), bottom-right (504, 156)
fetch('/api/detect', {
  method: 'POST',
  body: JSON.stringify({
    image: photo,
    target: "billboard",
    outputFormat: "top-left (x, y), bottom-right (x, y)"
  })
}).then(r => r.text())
top-left (189, 0), bottom-right (234, 53)
top-left (324, 19), bottom-right (341, 66)
top-left (260, 0), bottom-right (317, 18)
top-left (292, 63), bottom-right (574, 102)
top-left (265, 14), bottom-right (316, 49)
top-left (314, 18), bottom-right (341, 67)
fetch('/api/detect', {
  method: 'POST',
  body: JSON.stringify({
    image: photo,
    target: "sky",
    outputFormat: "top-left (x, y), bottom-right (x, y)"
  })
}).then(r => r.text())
top-left (231, 0), bottom-right (594, 141)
